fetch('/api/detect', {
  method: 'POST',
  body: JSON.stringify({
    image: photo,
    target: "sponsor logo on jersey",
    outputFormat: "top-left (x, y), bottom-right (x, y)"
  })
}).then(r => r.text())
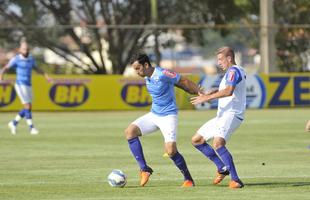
top-left (163, 70), bottom-right (177, 78)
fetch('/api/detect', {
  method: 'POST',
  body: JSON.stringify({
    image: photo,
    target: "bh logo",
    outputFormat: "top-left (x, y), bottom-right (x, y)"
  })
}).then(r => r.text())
top-left (121, 84), bottom-right (152, 107)
top-left (0, 83), bottom-right (16, 107)
top-left (50, 84), bottom-right (89, 107)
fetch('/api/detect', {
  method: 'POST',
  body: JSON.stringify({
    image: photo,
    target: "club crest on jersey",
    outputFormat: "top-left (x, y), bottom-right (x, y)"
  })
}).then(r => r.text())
top-left (228, 70), bottom-right (235, 81)
top-left (163, 70), bottom-right (177, 78)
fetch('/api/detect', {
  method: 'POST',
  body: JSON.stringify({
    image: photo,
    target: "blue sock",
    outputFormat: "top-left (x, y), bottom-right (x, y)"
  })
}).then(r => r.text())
top-left (216, 146), bottom-right (239, 181)
top-left (194, 143), bottom-right (226, 172)
top-left (19, 109), bottom-right (26, 117)
top-left (13, 109), bottom-right (26, 126)
top-left (170, 152), bottom-right (193, 181)
top-left (128, 137), bottom-right (148, 170)
top-left (24, 109), bottom-right (32, 119)
top-left (24, 109), bottom-right (34, 129)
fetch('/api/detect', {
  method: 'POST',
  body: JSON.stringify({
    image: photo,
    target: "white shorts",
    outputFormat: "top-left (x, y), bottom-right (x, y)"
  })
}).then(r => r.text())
top-left (15, 84), bottom-right (32, 104)
top-left (197, 114), bottom-right (243, 142)
top-left (132, 112), bottom-right (178, 143)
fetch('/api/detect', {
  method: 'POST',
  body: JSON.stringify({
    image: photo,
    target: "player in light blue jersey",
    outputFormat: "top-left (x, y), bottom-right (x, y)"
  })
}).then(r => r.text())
top-left (190, 47), bottom-right (246, 189)
top-left (0, 41), bottom-right (51, 135)
top-left (125, 53), bottom-right (200, 187)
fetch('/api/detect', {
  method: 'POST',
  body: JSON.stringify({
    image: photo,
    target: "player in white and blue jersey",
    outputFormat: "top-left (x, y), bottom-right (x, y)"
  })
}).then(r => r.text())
top-left (125, 53), bottom-right (200, 187)
top-left (191, 47), bottom-right (246, 189)
top-left (0, 41), bottom-right (51, 135)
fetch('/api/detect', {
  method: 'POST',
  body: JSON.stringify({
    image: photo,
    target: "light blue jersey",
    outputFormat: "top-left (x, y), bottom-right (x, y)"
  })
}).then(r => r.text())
top-left (8, 54), bottom-right (36, 86)
top-left (145, 66), bottom-right (181, 116)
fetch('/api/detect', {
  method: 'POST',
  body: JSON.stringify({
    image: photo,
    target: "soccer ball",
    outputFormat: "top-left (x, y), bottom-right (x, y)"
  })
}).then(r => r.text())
top-left (108, 169), bottom-right (127, 187)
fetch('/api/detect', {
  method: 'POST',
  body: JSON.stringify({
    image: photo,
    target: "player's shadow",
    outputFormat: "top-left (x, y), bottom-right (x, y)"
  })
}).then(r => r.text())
top-left (246, 182), bottom-right (310, 187)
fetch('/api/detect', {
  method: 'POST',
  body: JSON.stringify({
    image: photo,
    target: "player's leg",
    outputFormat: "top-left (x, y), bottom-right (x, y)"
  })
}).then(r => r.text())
top-left (213, 115), bottom-right (244, 188)
top-left (158, 114), bottom-right (194, 187)
top-left (14, 83), bottom-right (38, 134)
top-left (8, 108), bottom-right (26, 134)
top-left (23, 103), bottom-right (38, 134)
top-left (192, 118), bottom-right (227, 176)
top-left (8, 84), bottom-right (26, 134)
top-left (125, 112), bottom-right (158, 186)
top-left (165, 142), bottom-right (194, 187)
top-left (11, 109), bottom-right (26, 126)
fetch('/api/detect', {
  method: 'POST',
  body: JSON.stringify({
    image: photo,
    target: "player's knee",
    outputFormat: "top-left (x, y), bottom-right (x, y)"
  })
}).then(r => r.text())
top-left (166, 148), bottom-right (177, 157)
top-left (212, 138), bottom-right (226, 149)
top-left (191, 134), bottom-right (204, 146)
top-left (124, 125), bottom-right (140, 140)
top-left (24, 103), bottom-right (32, 110)
top-left (124, 127), bottom-right (133, 140)
top-left (213, 143), bottom-right (222, 149)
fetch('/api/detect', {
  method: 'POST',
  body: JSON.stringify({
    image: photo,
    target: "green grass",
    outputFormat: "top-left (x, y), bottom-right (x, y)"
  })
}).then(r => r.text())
top-left (0, 109), bottom-right (309, 200)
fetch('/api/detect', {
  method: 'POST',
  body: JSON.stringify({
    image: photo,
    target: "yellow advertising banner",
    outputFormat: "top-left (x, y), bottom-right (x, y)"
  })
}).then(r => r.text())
top-left (0, 73), bottom-right (308, 111)
top-left (260, 73), bottom-right (310, 107)
top-left (0, 75), bottom-right (199, 111)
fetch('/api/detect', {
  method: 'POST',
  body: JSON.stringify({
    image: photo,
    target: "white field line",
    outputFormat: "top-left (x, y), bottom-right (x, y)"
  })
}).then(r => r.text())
top-left (0, 175), bottom-right (310, 186)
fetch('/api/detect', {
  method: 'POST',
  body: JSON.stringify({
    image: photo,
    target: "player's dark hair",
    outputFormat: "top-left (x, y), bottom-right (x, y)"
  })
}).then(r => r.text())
top-left (216, 46), bottom-right (236, 64)
top-left (130, 52), bottom-right (151, 66)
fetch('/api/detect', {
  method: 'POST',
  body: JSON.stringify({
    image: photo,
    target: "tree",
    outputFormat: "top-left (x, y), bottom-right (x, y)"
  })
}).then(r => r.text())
top-left (228, 0), bottom-right (310, 72)
top-left (0, 0), bottom-right (251, 74)
top-left (0, 0), bottom-right (153, 74)
top-left (274, 0), bottom-right (310, 72)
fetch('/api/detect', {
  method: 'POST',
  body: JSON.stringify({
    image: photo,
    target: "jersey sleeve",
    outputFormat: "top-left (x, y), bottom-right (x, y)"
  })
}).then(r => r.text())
top-left (225, 67), bottom-right (242, 86)
top-left (161, 69), bottom-right (181, 84)
top-left (7, 56), bottom-right (17, 69)
top-left (31, 56), bottom-right (37, 68)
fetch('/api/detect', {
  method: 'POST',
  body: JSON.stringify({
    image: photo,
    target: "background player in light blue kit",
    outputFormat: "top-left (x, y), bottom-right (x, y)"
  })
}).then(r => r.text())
top-left (0, 41), bottom-right (51, 135)
top-left (191, 46), bottom-right (246, 189)
top-left (125, 53), bottom-right (200, 187)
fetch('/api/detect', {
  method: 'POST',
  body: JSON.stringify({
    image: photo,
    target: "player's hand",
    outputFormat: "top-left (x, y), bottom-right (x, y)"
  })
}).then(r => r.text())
top-left (190, 91), bottom-right (210, 105)
top-left (46, 77), bottom-right (53, 83)
top-left (197, 84), bottom-right (205, 95)
top-left (44, 74), bottom-right (53, 83)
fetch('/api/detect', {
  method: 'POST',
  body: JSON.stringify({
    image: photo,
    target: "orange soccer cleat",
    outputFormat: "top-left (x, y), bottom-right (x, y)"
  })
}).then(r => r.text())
top-left (229, 179), bottom-right (244, 189)
top-left (213, 170), bottom-right (230, 185)
top-left (140, 167), bottom-right (153, 187)
top-left (181, 180), bottom-right (195, 187)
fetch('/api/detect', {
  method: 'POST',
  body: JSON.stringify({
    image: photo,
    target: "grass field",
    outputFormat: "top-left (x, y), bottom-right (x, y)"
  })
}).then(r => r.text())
top-left (0, 109), bottom-right (309, 200)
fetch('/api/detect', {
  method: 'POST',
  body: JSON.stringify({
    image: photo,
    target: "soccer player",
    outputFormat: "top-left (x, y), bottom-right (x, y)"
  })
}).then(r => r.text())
top-left (190, 46), bottom-right (246, 189)
top-left (0, 41), bottom-right (51, 135)
top-left (125, 53), bottom-right (200, 187)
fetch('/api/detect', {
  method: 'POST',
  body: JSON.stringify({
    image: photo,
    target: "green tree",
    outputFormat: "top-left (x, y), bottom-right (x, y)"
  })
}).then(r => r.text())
top-left (274, 0), bottom-right (310, 72)
top-left (0, 0), bottom-right (256, 74)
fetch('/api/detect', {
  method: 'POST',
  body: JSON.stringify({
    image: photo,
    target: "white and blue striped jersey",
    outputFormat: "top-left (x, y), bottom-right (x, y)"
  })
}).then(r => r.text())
top-left (217, 65), bottom-right (247, 119)
top-left (145, 66), bottom-right (181, 116)
top-left (8, 54), bottom-right (36, 86)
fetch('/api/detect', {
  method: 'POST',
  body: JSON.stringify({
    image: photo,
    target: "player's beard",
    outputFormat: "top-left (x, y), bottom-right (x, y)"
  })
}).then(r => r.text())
top-left (21, 52), bottom-right (29, 58)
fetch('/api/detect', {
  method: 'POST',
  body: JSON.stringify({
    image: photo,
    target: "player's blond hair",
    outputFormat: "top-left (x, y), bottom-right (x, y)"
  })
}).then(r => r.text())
top-left (216, 46), bottom-right (236, 64)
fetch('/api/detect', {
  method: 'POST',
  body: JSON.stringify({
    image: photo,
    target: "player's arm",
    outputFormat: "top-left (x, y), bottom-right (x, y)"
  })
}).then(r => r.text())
top-left (33, 66), bottom-right (52, 82)
top-left (175, 76), bottom-right (201, 95)
top-left (190, 85), bottom-right (235, 105)
top-left (205, 88), bottom-right (218, 95)
top-left (0, 64), bottom-right (10, 81)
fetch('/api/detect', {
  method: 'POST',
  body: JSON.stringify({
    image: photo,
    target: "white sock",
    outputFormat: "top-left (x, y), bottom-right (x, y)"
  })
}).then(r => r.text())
top-left (15, 115), bottom-right (22, 122)
top-left (26, 119), bottom-right (34, 128)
